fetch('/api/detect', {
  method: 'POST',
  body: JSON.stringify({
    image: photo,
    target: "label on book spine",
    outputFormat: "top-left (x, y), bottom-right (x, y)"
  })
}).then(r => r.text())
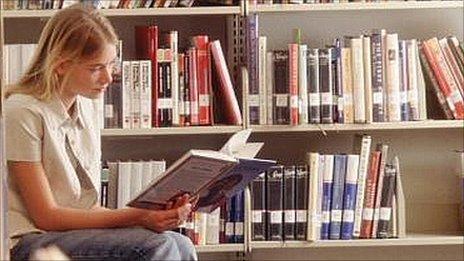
top-left (270, 210), bottom-right (282, 224)
top-left (362, 208), bottom-right (374, 220)
top-left (284, 210), bottom-right (296, 223)
top-left (343, 210), bottom-right (355, 222)
top-left (158, 98), bottom-right (173, 109)
top-left (252, 211), bottom-right (262, 223)
top-left (296, 210), bottom-right (307, 222)
top-left (225, 222), bottom-right (234, 235)
top-left (379, 207), bottom-right (391, 221)
top-left (248, 94), bottom-right (260, 107)
top-left (331, 210), bottom-right (342, 222)
top-left (373, 92), bottom-right (383, 104)
top-left (321, 92), bottom-right (332, 105)
top-left (275, 94), bottom-right (289, 107)
top-left (199, 94), bottom-right (210, 106)
top-left (235, 222), bottom-right (244, 236)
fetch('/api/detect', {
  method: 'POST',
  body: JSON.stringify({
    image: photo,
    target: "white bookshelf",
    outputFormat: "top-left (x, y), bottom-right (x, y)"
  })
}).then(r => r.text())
top-left (251, 1), bottom-right (463, 13)
top-left (195, 243), bottom-right (244, 253)
top-left (101, 125), bottom-right (243, 137)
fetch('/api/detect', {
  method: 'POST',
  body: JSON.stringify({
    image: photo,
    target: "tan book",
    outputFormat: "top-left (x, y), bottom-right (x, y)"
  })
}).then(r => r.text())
top-left (385, 33), bottom-right (401, 122)
top-left (363, 35), bottom-right (373, 123)
top-left (351, 37), bottom-right (366, 123)
top-left (341, 47), bottom-right (354, 123)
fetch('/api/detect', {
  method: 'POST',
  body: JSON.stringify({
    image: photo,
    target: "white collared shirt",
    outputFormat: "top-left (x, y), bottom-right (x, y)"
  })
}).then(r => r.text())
top-left (4, 93), bottom-right (101, 248)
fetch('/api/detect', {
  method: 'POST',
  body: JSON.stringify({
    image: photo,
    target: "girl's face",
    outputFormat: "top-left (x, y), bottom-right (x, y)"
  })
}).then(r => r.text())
top-left (59, 43), bottom-right (117, 101)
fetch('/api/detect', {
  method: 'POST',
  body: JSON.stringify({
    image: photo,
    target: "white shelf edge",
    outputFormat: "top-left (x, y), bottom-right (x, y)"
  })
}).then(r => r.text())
top-left (2, 6), bottom-right (240, 18)
top-left (101, 126), bottom-right (243, 137)
top-left (195, 243), bottom-right (244, 253)
top-left (251, 120), bottom-right (464, 133)
top-left (250, 234), bottom-right (464, 249)
top-left (252, 1), bottom-right (463, 13)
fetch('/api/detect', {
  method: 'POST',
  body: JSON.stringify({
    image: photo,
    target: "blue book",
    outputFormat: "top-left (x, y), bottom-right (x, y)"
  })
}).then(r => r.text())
top-left (329, 154), bottom-right (347, 240)
top-left (225, 196), bottom-right (236, 243)
top-left (320, 155), bottom-right (334, 240)
top-left (233, 190), bottom-right (245, 243)
top-left (341, 155), bottom-right (360, 240)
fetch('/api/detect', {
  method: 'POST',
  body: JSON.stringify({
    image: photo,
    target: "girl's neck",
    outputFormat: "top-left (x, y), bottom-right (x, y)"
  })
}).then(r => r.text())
top-left (59, 93), bottom-right (77, 116)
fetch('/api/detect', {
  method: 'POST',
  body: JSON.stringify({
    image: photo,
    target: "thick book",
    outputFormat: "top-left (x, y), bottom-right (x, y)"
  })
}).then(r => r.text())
top-left (377, 163), bottom-right (396, 238)
top-left (341, 154), bottom-right (360, 240)
top-left (295, 165), bottom-right (308, 241)
top-left (266, 166), bottom-right (284, 241)
top-left (329, 154), bottom-right (347, 240)
top-left (320, 154), bottom-right (334, 240)
top-left (127, 129), bottom-right (276, 212)
top-left (283, 166), bottom-right (296, 240)
top-left (251, 173), bottom-right (266, 241)
top-left (273, 50), bottom-right (290, 125)
top-left (359, 151), bottom-right (381, 238)
top-left (319, 48), bottom-right (333, 124)
top-left (307, 48), bottom-right (321, 124)
top-left (193, 35), bottom-right (213, 126)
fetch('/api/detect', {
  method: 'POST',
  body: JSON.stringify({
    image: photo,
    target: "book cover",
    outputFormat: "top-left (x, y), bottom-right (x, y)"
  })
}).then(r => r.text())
top-left (273, 50), bottom-right (290, 125)
top-left (341, 154), bottom-right (359, 240)
top-left (350, 36), bottom-right (366, 123)
top-left (377, 163), bottom-right (396, 238)
top-left (289, 43), bottom-right (299, 126)
top-left (398, 41), bottom-right (410, 122)
top-left (360, 151), bottom-right (381, 238)
top-left (406, 40), bottom-right (420, 121)
top-left (371, 143), bottom-right (389, 238)
top-left (320, 154), bottom-right (334, 240)
top-left (370, 32), bottom-right (385, 122)
top-left (193, 35), bottom-right (213, 126)
top-left (386, 33), bottom-right (401, 122)
top-left (319, 48), bottom-right (333, 124)
top-left (341, 47), bottom-right (354, 124)
top-left (362, 35), bottom-right (373, 124)
top-left (329, 154), bottom-right (347, 240)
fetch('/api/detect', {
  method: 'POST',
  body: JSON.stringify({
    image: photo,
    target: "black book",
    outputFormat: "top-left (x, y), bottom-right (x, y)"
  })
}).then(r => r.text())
top-left (307, 49), bottom-right (321, 124)
top-left (251, 174), bottom-right (266, 241)
top-left (273, 50), bottom-right (290, 125)
top-left (294, 165), bottom-right (308, 240)
top-left (283, 166), bottom-right (296, 241)
top-left (158, 62), bottom-right (173, 127)
top-left (266, 166), bottom-right (283, 241)
top-left (319, 48), bottom-right (333, 124)
top-left (371, 32), bottom-right (385, 122)
top-left (333, 40), bottom-right (344, 124)
top-left (377, 164), bottom-right (397, 238)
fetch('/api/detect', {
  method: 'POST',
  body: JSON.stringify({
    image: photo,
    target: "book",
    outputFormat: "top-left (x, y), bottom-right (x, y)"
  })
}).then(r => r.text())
top-left (251, 173), bottom-right (266, 241)
top-left (295, 165), bottom-right (308, 241)
top-left (341, 154), bottom-right (360, 240)
top-left (320, 154), bottom-right (334, 240)
top-left (329, 154), bottom-right (347, 240)
top-left (266, 166), bottom-right (283, 241)
top-left (127, 129), bottom-right (276, 213)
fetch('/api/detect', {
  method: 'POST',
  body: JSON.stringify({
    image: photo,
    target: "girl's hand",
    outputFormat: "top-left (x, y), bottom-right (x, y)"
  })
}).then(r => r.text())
top-left (135, 203), bottom-right (192, 233)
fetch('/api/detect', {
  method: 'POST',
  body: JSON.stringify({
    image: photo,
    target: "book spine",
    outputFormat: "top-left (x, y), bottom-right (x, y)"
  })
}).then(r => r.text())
top-left (234, 191), bottom-right (245, 243)
top-left (193, 35), bottom-right (212, 126)
top-left (334, 41), bottom-right (344, 124)
top-left (306, 152), bottom-right (320, 241)
top-left (178, 53), bottom-right (186, 126)
top-left (225, 196), bottom-right (236, 243)
top-left (362, 36), bottom-right (373, 124)
top-left (329, 154), bottom-right (347, 240)
top-left (131, 61), bottom-right (142, 128)
top-left (189, 48), bottom-right (200, 125)
top-left (219, 202), bottom-right (227, 243)
top-left (307, 49), bottom-right (321, 124)
top-left (341, 47), bottom-right (354, 124)
top-left (266, 166), bottom-right (283, 241)
top-left (360, 151), bottom-right (381, 238)
top-left (415, 41), bottom-right (428, 121)
top-left (371, 143), bottom-right (389, 238)
top-left (353, 135), bottom-right (372, 238)
top-left (266, 52), bottom-right (275, 125)
top-left (406, 40), bottom-right (420, 121)
top-left (298, 44), bottom-right (309, 125)
top-left (183, 53), bottom-right (192, 126)
top-left (341, 154), bottom-right (360, 240)
top-left (399, 41), bottom-right (410, 122)
top-left (283, 166), bottom-right (296, 240)
top-left (247, 14), bottom-right (260, 125)
top-left (419, 45), bottom-right (454, 120)
top-left (289, 44), bottom-right (300, 126)
top-left (259, 36), bottom-right (268, 125)
top-left (386, 33), bottom-right (402, 122)
top-left (140, 60), bottom-right (152, 128)
top-left (351, 37), bottom-right (366, 123)
top-left (377, 164), bottom-right (397, 239)
top-left (206, 208), bottom-right (221, 244)
top-left (319, 48), bottom-right (333, 124)
top-left (251, 174), bottom-right (266, 241)
top-left (439, 38), bottom-right (464, 99)
top-left (295, 165), bottom-right (308, 240)
top-left (320, 154), bottom-right (334, 240)
top-left (122, 61), bottom-right (132, 129)
top-left (273, 50), bottom-right (290, 125)
top-left (371, 33), bottom-right (385, 122)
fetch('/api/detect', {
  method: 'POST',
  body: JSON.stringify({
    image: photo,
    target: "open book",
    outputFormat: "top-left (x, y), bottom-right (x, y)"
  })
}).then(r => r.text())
top-left (127, 129), bottom-right (276, 213)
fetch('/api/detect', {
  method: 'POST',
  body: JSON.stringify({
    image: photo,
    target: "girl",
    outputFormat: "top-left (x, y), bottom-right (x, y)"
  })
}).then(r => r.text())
top-left (4, 4), bottom-right (197, 260)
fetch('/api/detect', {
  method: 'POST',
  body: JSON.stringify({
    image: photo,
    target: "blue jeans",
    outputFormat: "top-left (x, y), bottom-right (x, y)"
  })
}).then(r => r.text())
top-left (10, 228), bottom-right (197, 260)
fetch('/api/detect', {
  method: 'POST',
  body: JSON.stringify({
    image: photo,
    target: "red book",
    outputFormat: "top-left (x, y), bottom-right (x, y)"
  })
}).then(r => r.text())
top-left (210, 40), bottom-right (242, 125)
top-left (135, 25), bottom-right (159, 127)
top-left (288, 43), bottom-right (299, 125)
top-left (423, 38), bottom-right (464, 119)
top-left (188, 47), bottom-right (200, 126)
top-left (360, 151), bottom-right (381, 239)
top-left (193, 35), bottom-right (213, 126)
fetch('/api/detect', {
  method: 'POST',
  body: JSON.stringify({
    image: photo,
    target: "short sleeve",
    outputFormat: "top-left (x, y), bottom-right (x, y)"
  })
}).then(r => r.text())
top-left (4, 104), bottom-right (43, 162)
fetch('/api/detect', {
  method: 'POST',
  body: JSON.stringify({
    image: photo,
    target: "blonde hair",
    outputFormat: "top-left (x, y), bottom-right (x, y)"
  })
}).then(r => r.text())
top-left (5, 3), bottom-right (118, 101)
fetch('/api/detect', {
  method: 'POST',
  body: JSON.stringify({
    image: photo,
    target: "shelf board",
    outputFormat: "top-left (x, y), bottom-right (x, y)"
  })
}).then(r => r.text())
top-left (2, 6), bottom-right (240, 18)
top-left (252, 1), bottom-right (463, 13)
top-left (101, 125), bottom-right (243, 137)
top-left (250, 120), bottom-right (464, 133)
top-left (195, 243), bottom-right (244, 253)
top-left (251, 234), bottom-right (464, 249)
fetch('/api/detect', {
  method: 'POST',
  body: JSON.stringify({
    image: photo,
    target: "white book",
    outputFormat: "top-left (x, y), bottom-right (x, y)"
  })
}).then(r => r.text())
top-left (385, 33), bottom-right (401, 122)
top-left (258, 36), bottom-right (267, 125)
top-left (130, 161), bottom-right (143, 200)
top-left (299, 44), bottom-right (309, 125)
top-left (316, 154), bottom-right (325, 240)
top-left (306, 152), bottom-right (320, 241)
top-left (20, 44), bottom-right (36, 75)
top-left (150, 160), bottom-right (166, 182)
top-left (341, 47), bottom-right (354, 123)
top-left (107, 162), bottom-right (118, 209)
top-left (117, 161), bottom-right (132, 208)
top-left (7, 44), bottom-right (21, 85)
top-left (2, 45), bottom-right (9, 86)
top-left (195, 212), bottom-right (208, 246)
top-left (362, 36), bottom-right (373, 123)
top-left (206, 208), bottom-right (221, 245)
top-left (170, 31), bottom-right (180, 126)
top-left (352, 135), bottom-right (372, 238)
top-left (122, 61), bottom-right (132, 129)
top-left (351, 37), bottom-right (366, 123)
top-left (266, 51), bottom-right (274, 125)
top-left (406, 40), bottom-right (420, 121)
top-left (130, 61), bottom-right (142, 129)
top-left (139, 60), bottom-right (152, 129)
top-left (141, 161), bottom-right (153, 191)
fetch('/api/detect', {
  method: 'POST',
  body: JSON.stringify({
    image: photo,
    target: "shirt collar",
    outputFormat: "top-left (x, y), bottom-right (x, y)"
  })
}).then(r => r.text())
top-left (48, 94), bottom-right (87, 129)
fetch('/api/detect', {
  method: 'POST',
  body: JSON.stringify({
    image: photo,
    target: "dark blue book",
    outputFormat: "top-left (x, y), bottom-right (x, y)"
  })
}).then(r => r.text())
top-left (320, 155), bottom-right (334, 240)
top-left (266, 166), bottom-right (283, 241)
top-left (283, 166), bottom-right (296, 241)
top-left (295, 165), bottom-right (308, 241)
top-left (225, 196), bottom-right (236, 243)
top-left (251, 174), bottom-right (266, 241)
top-left (329, 154), bottom-right (347, 240)
top-left (233, 190), bottom-right (245, 243)
top-left (341, 155), bottom-right (360, 240)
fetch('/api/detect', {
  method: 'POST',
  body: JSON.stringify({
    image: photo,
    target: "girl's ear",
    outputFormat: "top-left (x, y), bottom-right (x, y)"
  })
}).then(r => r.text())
top-left (55, 59), bottom-right (72, 76)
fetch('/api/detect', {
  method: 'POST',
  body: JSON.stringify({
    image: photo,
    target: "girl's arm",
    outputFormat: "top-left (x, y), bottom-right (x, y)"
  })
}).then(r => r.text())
top-left (9, 161), bottom-right (191, 232)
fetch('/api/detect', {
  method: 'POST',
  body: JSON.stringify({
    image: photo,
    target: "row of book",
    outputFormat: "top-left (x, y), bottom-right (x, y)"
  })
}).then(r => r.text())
top-left (175, 191), bottom-right (245, 245)
top-left (253, 0), bottom-right (450, 4)
top-left (251, 136), bottom-right (404, 241)
top-left (0, 0), bottom-right (231, 10)
top-left (245, 17), bottom-right (464, 125)
top-left (100, 161), bottom-right (245, 245)
top-left (102, 160), bottom-right (166, 209)
top-left (419, 37), bottom-right (464, 120)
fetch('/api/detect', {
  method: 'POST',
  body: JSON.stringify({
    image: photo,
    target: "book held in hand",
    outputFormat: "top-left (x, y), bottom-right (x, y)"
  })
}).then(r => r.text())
top-left (127, 129), bottom-right (276, 213)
